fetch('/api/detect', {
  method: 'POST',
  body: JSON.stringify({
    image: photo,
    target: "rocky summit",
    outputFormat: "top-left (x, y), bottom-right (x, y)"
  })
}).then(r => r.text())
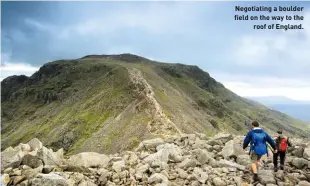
top-left (1, 133), bottom-right (310, 186)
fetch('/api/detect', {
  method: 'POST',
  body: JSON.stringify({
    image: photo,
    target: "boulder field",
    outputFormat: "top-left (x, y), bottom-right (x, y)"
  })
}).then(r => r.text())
top-left (1, 133), bottom-right (310, 186)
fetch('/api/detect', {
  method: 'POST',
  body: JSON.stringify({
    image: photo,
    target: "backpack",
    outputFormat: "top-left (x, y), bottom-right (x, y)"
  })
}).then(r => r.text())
top-left (251, 132), bottom-right (267, 155)
top-left (278, 137), bottom-right (288, 152)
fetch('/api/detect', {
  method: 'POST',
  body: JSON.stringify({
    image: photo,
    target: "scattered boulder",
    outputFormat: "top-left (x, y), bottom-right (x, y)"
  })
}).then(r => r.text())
top-left (1, 134), bottom-right (310, 186)
top-left (31, 173), bottom-right (68, 186)
top-left (304, 148), bottom-right (310, 161)
top-left (291, 158), bottom-right (309, 169)
top-left (136, 138), bottom-right (165, 151)
top-left (21, 154), bottom-right (43, 168)
top-left (212, 177), bottom-right (226, 186)
top-left (67, 152), bottom-right (110, 168)
top-left (36, 147), bottom-right (63, 166)
top-left (258, 170), bottom-right (276, 185)
top-left (27, 138), bottom-right (43, 151)
top-left (148, 173), bottom-right (168, 185)
top-left (220, 139), bottom-right (243, 160)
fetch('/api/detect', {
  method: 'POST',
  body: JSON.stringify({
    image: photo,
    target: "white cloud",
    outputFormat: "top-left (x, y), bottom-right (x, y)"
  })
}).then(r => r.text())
top-left (1, 53), bottom-right (39, 81)
top-left (233, 11), bottom-right (310, 69)
top-left (211, 72), bottom-right (310, 101)
top-left (224, 10), bottom-right (310, 100)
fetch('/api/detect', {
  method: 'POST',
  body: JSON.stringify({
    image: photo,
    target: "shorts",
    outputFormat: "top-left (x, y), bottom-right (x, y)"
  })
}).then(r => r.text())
top-left (250, 151), bottom-right (263, 162)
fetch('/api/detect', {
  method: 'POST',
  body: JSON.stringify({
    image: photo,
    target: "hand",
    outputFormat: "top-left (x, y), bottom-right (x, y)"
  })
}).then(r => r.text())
top-left (274, 150), bottom-right (278, 153)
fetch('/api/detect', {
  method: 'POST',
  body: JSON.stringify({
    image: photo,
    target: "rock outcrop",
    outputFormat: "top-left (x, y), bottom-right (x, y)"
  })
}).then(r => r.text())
top-left (1, 133), bottom-right (310, 186)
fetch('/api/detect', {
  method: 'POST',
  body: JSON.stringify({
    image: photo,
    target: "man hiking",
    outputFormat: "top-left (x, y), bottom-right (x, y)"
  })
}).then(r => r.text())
top-left (273, 130), bottom-right (292, 172)
top-left (243, 121), bottom-right (276, 182)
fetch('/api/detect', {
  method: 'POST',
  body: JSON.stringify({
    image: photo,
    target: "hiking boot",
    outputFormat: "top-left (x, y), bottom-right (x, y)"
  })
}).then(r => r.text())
top-left (280, 165), bottom-right (284, 170)
top-left (274, 166), bottom-right (278, 172)
top-left (253, 173), bottom-right (259, 182)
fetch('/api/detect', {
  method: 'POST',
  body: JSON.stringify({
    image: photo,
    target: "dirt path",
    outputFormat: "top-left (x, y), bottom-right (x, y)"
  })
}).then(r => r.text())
top-left (127, 67), bottom-right (182, 136)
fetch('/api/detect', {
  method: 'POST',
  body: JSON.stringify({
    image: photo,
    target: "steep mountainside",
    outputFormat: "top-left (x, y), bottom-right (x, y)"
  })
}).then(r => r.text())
top-left (1, 54), bottom-right (310, 154)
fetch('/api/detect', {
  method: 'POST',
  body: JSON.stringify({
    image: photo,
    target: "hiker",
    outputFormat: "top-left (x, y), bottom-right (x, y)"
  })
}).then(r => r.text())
top-left (273, 130), bottom-right (292, 171)
top-left (243, 121), bottom-right (276, 182)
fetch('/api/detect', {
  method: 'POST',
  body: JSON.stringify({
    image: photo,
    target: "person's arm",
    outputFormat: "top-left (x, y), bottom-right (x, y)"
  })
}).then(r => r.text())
top-left (243, 131), bottom-right (252, 149)
top-left (287, 137), bottom-right (292, 147)
top-left (266, 133), bottom-right (276, 150)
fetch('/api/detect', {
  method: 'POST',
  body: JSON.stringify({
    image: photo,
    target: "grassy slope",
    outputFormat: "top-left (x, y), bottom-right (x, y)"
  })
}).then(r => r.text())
top-left (2, 55), bottom-right (309, 154)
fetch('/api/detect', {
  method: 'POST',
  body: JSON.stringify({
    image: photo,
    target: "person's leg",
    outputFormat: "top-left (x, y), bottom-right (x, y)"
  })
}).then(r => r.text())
top-left (250, 152), bottom-right (259, 181)
top-left (273, 152), bottom-right (279, 171)
top-left (280, 152), bottom-right (286, 170)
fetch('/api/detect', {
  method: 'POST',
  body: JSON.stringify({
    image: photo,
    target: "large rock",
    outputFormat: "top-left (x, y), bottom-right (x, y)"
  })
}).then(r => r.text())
top-left (135, 164), bottom-right (149, 180)
top-left (36, 147), bottom-right (63, 166)
top-left (192, 149), bottom-right (213, 165)
top-left (193, 167), bottom-right (208, 183)
top-left (258, 170), bottom-right (276, 185)
top-left (217, 159), bottom-right (245, 170)
top-left (213, 133), bottom-right (234, 143)
top-left (136, 138), bottom-right (165, 151)
top-left (292, 147), bottom-right (305, 158)
top-left (304, 148), bottom-right (310, 161)
top-left (148, 173), bottom-right (168, 185)
top-left (27, 138), bottom-right (43, 151)
top-left (220, 139), bottom-right (243, 160)
top-left (291, 158), bottom-right (309, 169)
top-left (31, 173), bottom-right (68, 186)
top-left (299, 181), bottom-right (310, 186)
top-left (143, 143), bottom-right (182, 165)
top-left (67, 152), bottom-right (110, 168)
top-left (212, 177), bottom-right (227, 186)
top-left (21, 154), bottom-right (43, 168)
top-left (177, 158), bottom-right (197, 169)
top-left (236, 154), bottom-right (251, 167)
top-left (112, 160), bottom-right (125, 173)
top-left (1, 147), bottom-right (24, 171)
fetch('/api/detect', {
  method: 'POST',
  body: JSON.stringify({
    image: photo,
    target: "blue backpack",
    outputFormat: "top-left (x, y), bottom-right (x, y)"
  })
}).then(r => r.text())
top-left (251, 132), bottom-right (267, 155)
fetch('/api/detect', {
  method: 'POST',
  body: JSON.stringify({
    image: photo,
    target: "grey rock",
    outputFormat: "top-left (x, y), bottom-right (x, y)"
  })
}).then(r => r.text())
top-left (193, 167), bottom-right (208, 183)
top-left (21, 154), bottom-right (43, 169)
top-left (27, 138), bottom-right (43, 151)
top-left (212, 177), bottom-right (227, 186)
top-left (304, 148), bottom-right (310, 161)
top-left (112, 160), bottom-right (125, 173)
top-left (236, 154), bottom-right (251, 167)
top-left (136, 138), bottom-right (165, 151)
top-left (258, 170), bottom-right (276, 185)
top-left (291, 157), bottom-right (309, 169)
top-left (31, 173), bottom-right (68, 186)
top-left (177, 158), bottom-right (197, 169)
top-left (36, 147), bottom-right (62, 166)
top-left (298, 181), bottom-right (310, 186)
top-left (217, 159), bottom-right (245, 171)
top-left (193, 149), bottom-right (213, 165)
top-left (67, 152), bottom-right (110, 168)
top-left (148, 173), bottom-right (168, 184)
top-left (220, 140), bottom-right (243, 160)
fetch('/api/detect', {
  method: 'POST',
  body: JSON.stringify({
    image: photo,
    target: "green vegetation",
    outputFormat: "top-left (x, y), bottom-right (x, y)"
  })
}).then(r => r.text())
top-left (1, 54), bottom-right (309, 154)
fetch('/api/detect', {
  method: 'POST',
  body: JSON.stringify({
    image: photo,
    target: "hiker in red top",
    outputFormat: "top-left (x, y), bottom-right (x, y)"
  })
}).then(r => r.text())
top-left (273, 130), bottom-right (292, 171)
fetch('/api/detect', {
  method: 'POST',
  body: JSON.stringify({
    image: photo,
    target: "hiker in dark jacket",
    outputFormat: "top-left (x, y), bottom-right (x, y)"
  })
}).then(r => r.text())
top-left (243, 121), bottom-right (276, 182)
top-left (273, 130), bottom-right (292, 171)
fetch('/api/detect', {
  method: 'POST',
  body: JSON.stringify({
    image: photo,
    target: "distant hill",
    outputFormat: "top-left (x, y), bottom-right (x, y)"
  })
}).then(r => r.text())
top-left (248, 96), bottom-right (310, 123)
top-left (2, 54), bottom-right (309, 155)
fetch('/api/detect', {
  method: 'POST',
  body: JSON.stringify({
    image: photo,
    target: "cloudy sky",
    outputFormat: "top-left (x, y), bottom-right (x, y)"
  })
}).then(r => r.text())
top-left (1, 1), bottom-right (310, 100)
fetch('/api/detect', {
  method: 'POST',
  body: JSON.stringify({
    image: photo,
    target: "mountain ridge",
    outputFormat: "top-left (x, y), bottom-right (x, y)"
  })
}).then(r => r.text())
top-left (1, 53), bottom-right (309, 155)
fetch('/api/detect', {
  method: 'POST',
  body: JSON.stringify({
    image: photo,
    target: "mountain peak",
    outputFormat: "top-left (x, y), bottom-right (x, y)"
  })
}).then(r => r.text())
top-left (81, 53), bottom-right (151, 63)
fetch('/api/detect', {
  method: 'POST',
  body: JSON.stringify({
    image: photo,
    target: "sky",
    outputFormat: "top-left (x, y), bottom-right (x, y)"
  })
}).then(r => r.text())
top-left (1, 1), bottom-right (310, 101)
